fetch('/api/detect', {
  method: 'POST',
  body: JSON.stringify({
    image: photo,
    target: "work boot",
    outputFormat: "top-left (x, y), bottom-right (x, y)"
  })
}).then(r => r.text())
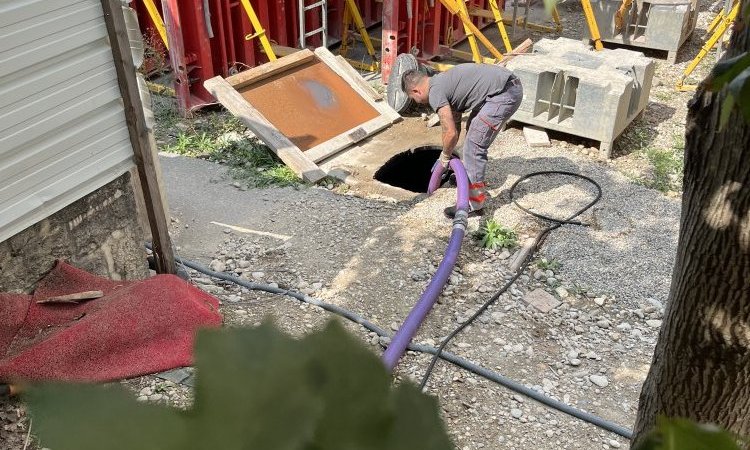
top-left (443, 181), bottom-right (489, 219)
top-left (469, 181), bottom-right (488, 211)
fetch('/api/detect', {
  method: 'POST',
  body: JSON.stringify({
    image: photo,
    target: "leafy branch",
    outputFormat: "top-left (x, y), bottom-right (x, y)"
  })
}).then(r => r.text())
top-left (635, 417), bottom-right (747, 450)
top-left (27, 321), bottom-right (454, 450)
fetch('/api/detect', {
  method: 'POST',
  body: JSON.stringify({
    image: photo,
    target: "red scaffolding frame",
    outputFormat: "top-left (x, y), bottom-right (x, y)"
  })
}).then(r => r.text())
top-left (130, 0), bottom-right (499, 113)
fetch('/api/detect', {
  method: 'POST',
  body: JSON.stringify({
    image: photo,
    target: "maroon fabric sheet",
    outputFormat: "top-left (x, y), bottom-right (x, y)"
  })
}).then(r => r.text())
top-left (0, 261), bottom-right (221, 382)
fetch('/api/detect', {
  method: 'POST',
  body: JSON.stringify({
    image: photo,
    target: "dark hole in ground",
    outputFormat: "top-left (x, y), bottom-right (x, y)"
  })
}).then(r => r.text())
top-left (374, 146), bottom-right (442, 193)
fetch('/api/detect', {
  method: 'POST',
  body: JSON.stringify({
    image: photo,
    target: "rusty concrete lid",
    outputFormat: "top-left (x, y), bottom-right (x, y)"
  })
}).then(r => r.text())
top-left (386, 53), bottom-right (419, 113)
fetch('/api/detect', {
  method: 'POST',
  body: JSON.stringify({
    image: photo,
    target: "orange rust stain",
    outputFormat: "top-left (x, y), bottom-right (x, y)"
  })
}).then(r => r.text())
top-left (239, 60), bottom-right (380, 151)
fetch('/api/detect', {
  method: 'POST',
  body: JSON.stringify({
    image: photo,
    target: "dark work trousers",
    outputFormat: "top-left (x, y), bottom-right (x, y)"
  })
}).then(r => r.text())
top-left (463, 78), bottom-right (523, 210)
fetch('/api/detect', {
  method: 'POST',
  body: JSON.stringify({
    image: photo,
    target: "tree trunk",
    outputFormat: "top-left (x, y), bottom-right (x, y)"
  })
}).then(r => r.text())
top-left (632, 2), bottom-right (750, 446)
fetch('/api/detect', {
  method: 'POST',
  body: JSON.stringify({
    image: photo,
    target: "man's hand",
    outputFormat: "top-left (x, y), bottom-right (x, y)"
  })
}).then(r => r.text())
top-left (438, 151), bottom-right (452, 168)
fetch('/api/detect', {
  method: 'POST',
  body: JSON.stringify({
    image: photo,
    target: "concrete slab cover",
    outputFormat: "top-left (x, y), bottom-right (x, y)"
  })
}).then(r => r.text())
top-left (239, 60), bottom-right (380, 151)
top-left (524, 288), bottom-right (562, 313)
top-left (523, 126), bottom-right (551, 147)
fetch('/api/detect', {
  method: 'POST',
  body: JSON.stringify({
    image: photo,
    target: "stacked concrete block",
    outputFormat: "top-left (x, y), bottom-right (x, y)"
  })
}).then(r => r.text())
top-left (505, 38), bottom-right (655, 157)
top-left (587, 0), bottom-right (698, 63)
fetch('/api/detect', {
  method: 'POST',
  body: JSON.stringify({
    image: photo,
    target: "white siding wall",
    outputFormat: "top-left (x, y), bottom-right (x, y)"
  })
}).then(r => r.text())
top-left (0, 0), bottom-right (135, 242)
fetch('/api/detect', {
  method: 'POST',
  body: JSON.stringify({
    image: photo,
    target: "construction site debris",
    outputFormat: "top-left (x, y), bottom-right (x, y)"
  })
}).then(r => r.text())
top-left (36, 291), bottom-right (104, 304)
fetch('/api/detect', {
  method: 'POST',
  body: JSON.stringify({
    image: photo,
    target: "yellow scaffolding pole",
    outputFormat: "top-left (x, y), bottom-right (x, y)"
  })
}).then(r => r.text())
top-left (676, 0), bottom-right (739, 91)
top-left (439, 0), bottom-right (505, 61)
top-left (239, 0), bottom-right (277, 61)
top-left (488, 0), bottom-right (514, 53)
top-left (142, 0), bottom-right (169, 50)
top-left (340, 0), bottom-right (379, 71)
top-left (581, 0), bottom-right (604, 50)
top-left (704, 4), bottom-right (728, 37)
top-left (455, 0), bottom-right (483, 63)
top-left (614, 0), bottom-right (633, 33)
top-left (468, 4), bottom-right (561, 41)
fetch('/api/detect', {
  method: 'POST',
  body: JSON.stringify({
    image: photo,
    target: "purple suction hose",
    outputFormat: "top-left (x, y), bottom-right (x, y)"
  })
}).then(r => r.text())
top-left (382, 158), bottom-right (470, 371)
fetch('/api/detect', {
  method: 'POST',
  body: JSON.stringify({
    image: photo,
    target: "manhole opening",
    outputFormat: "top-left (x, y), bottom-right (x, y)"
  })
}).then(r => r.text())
top-left (374, 146), bottom-right (442, 193)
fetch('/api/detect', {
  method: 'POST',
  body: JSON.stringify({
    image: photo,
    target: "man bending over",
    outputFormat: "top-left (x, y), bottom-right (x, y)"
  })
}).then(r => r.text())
top-left (402, 64), bottom-right (523, 217)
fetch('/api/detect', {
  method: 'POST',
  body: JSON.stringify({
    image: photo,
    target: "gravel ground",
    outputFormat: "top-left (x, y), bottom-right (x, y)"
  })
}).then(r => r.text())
top-left (2, 0), bottom-right (724, 446)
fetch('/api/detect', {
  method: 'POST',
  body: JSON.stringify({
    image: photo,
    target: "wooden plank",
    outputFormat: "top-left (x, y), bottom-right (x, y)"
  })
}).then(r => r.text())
top-left (128, 166), bottom-right (152, 241)
top-left (467, 6), bottom-right (495, 19)
top-left (334, 54), bottom-right (384, 101)
top-left (269, 44), bottom-right (300, 57)
top-left (211, 47), bottom-right (399, 175)
top-left (204, 76), bottom-right (327, 183)
top-left (37, 291), bottom-right (104, 304)
top-left (314, 47), bottom-right (401, 123)
top-left (306, 115), bottom-right (393, 163)
top-left (226, 49), bottom-right (315, 89)
top-left (498, 38), bottom-right (533, 66)
top-left (445, 47), bottom-right (499, 65)
top-left (101, 0), bottom-right (176, 274)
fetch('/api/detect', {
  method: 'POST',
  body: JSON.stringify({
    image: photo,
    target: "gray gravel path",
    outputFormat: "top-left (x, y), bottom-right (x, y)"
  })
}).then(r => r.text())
top-left (484, 136), bottom-right (682, 307)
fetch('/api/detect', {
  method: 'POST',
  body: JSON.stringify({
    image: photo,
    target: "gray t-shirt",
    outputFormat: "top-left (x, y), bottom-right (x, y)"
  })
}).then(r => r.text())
top-left (428, 63), bottom-right (513, 113)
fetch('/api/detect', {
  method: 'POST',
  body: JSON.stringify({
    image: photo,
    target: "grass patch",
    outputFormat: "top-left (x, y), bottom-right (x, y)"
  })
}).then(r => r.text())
top-left (153, 102), bottom-right (302, 188)
top-left (653, 90), bottom-right (674, 102)
top-left (162, 126), bottom-right (302, 188)
top-left (475, 220), bottom-right (518, 250)
top-left (641, 147), bottom-right (684, 192)
top-left (623, 131), bottom-right (685, 194)
top-left (536, 258), bottom-right (561, 272)
top-left (165, 132), bottom-right (217, 156)
top-left (219, 140), bottom-right (300, 188)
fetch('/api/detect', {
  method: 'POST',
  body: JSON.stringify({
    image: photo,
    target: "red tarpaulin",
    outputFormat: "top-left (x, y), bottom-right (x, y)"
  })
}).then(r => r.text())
top-left (0, 261), bottom-right (221, 382)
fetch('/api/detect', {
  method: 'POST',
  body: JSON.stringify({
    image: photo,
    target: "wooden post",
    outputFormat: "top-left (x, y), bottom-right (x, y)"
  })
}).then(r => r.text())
top-left (101, 0), bottom-right (177, 274)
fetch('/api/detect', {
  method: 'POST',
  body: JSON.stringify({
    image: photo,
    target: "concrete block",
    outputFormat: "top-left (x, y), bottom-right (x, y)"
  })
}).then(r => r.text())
top-left (506, 38), bottom-right (655, 157)
top-left (427, 114), bottom-right (441, 127)
top-left (523, 126), bottom-right (551, 147)
top-left (524, 288), bottom-right (562, 313)
top-left (587, 0), bottom-right (698, 56)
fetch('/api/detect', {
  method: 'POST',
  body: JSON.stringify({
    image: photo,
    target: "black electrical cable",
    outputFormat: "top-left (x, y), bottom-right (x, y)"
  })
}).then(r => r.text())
top-left (163, 252), bottom-right (631, 439)
top-left (418, 171), bottom-right (603, 390)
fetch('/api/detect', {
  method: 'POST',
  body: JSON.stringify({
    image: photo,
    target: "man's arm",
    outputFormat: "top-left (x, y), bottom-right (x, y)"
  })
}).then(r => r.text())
top-left (438, 105), bottom-right (459, 163)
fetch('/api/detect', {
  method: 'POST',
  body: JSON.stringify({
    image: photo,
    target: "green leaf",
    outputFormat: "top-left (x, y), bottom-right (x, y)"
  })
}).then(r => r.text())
top-left (635, 417), bottom-right (741, 450)
top-left (302, 322), bottom-right (394, 450)
top-left (385, 383), bottom-right (454, 450)
top-left (709, 52), bottom-right (750, 90)
top-left (726, 67), bottom-right (750, 121)
top-left (27, 384), bottom-right (187, 450)
top-left (26, 321), bottom-right (456, 450)
top-left (188, 323), bottom-right (323, 450)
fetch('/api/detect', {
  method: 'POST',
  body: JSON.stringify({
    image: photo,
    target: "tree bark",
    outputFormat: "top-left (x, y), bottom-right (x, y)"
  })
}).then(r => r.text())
top-left (632, 2), bottom-right (750, 445)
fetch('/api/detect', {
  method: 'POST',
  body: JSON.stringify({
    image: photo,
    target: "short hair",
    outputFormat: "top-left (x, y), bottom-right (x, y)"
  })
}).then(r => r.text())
top-left (401, 69), bottom-right (427, 92)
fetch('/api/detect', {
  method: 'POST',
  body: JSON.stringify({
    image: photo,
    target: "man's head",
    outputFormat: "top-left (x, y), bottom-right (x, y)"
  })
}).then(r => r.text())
top-left (402, 69), bottom-right (430, 104)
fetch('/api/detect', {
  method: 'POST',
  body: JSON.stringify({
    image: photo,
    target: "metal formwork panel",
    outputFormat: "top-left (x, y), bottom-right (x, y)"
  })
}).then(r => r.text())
top-left (506, 38), bottom-right (655, 156)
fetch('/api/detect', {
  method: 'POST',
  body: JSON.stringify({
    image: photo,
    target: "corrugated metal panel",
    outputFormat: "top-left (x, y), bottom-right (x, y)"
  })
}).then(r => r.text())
top-left (0, 0), bottom-right (136, 243)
